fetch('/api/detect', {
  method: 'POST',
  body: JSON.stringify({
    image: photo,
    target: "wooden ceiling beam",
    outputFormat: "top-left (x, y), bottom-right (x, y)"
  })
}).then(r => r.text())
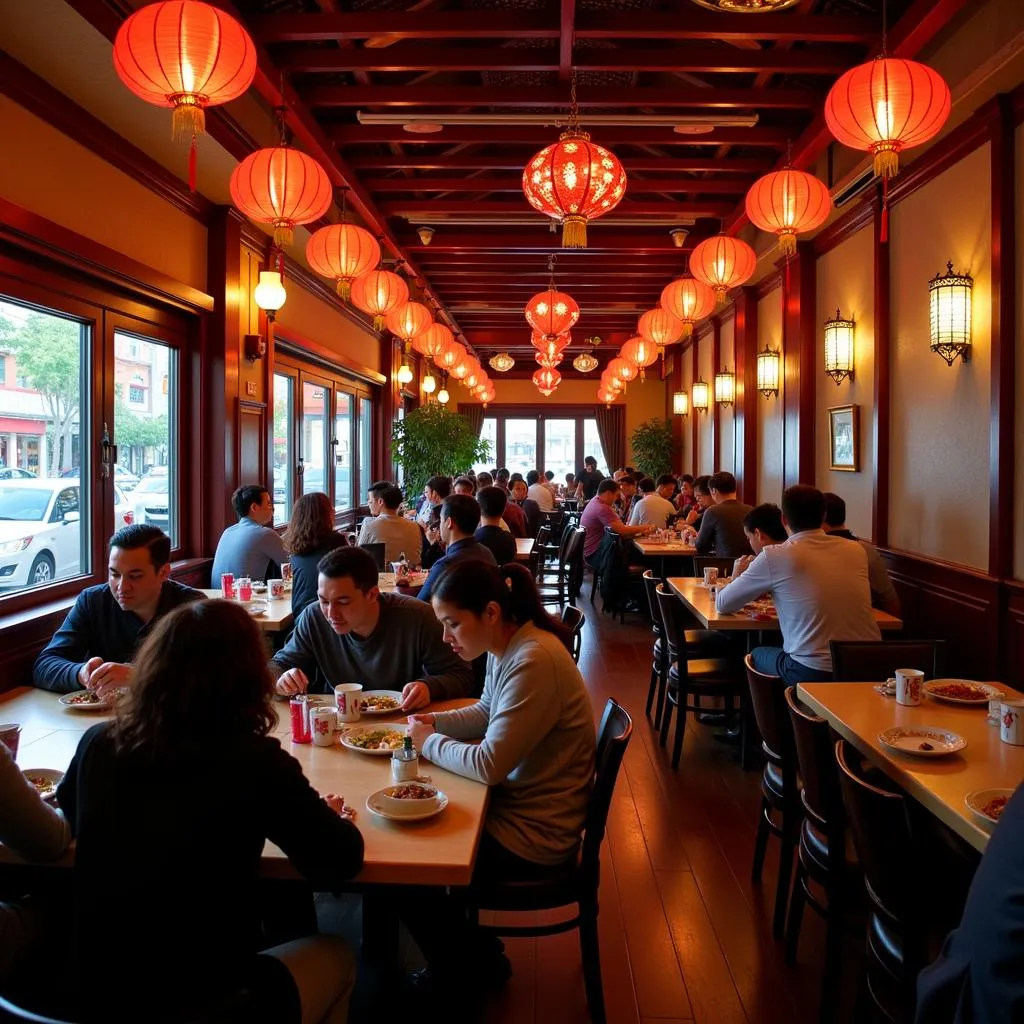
top-left (382, 199), bottom-right (733, 216)
top-left (365, 176), bottom-right (753, 193)
top-left (350, 154), bottom-right (773, 172)
top-left (397, 230), bottom-right (708, 252)
top-left (332, 125), bottom-right (790, 146)
top-left (559, 0), bottom-right (575, 83)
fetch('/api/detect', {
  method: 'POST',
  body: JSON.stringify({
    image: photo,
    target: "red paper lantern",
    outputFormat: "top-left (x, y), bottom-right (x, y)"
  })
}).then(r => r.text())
top-left (825, 57), bottom-right (950, 179)
top-left (451, 356), bottom-right (473, 381)
top-left (659, 276), bottom-right (717, 337)
top-left (350, 269), bottom-right (409, 332)
top-left (745, 169), bottom-right (832, 257)
top-left (525, 289), bottom-right (580, 340)
top-left (385, 301), bottom-right (433, 346)
top-left (607, 356), bottom-right (637, 385)
top-left (620, 336), bottom-right (659, 381)
top-left (437, 341), bottom-right (467, 373)
top-left (638, 307), bottom-right (684, 349)
top-left (306, 223), bottom-right (381, 301)
top-left (230, 145), bottom-right (333, 248)
top-left (534, 350), bottom-right (563, 370)
top-left (532, 367), bottom-right (562, 396)
top-left (690, 236), bottom-right (758, 305)
top-left (597, 387), bottom-right (617, 406)
top-left (414, 322), bottom-right (454, 362)
top-left (522, 130), bottom-right (628, 248)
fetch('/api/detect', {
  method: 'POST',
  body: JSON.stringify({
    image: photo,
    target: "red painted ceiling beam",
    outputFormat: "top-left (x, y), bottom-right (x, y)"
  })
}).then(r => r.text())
top-left (398, 231), bottom-right (709, 252)
top-left (417, 256), bottom-right (690, 269)
top-left (382, 200), bottom-right (733, 217)
top-left (332, 125), bottom-right (792, 146)
top-left (349, 154), bottom-right (774, 173)
top-left (365, 176), bottom-right (753, 193)
top-left (560, 0), bottom-right (575, 83)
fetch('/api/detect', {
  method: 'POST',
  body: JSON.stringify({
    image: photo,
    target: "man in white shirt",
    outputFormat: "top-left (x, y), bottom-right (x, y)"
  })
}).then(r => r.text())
top-left (525, 470), bottom-right (555, 512)
top-left (628, 475), bottom-right (677, 528)
top-left (357, 480), bottom-right (424, 565)
top-left (715, 484), bottom-right (881, 685)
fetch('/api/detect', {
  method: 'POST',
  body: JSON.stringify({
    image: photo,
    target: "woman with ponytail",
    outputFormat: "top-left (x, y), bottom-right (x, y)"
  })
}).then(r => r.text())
top-left (402, 561), bottom-right (596, 1000)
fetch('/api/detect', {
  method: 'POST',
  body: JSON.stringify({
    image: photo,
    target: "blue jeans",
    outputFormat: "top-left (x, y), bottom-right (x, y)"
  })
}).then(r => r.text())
top-left (751, 646), bottom-right (833, 686)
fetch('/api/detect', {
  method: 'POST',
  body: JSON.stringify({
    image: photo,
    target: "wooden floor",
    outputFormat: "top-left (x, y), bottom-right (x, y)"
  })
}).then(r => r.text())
top-left (480, 601), bottom-right (831, 1024)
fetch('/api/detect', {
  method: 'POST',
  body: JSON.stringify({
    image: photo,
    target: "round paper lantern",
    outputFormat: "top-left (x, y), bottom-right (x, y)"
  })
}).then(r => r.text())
top-left (305, 223), bottom-right (381, 301)
top-left (745, 169), bottom-right (832, 257)
top-left (451, 356), bottom-right (473, 381)
top-left (607, 356), bottom-right (637, 385)
top-left (463, 367), bottom-right (482, 390)
top-left (522, 130), bottom-right (628, 248)
top-left (385, 301), bottom-right (433, 346)
top-left (597, 387), bottom-right (618, 406)
top-left (690, 236), bottom-right (758, 305)
top-left (532, 367), bottom-right (562, 396)
top-left (437, 341), bottom-right (467, 373)
top-left (414, 322), bottom-right (454, 362)
top-left (620, 336), bottom-right (659, 381)
top-left (525, 289), bottom-right (580, 340)
top-left (638, 307), bottom-right (684, 349)
top-left (230, 144), bottom-right (333, 248)
top-left (600, 369), bottom-right (624, 392)
top-left (660, 276), bottom-right (717, 337)
top-left (825, 57), bottom-right (950, 179)
top-left (350, 269), bottom-right (409, 332)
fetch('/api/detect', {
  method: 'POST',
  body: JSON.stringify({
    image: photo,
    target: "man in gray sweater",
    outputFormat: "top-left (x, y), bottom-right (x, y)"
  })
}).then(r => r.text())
top-left (270, 546), bottom-right (473, 711)
top-left (690, 470), bottom-right (753, 559)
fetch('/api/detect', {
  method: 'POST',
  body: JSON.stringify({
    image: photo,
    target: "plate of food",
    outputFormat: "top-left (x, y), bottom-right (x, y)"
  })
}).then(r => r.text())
top-left (58, 689), bottom-right (111, 711)
top-left (23, 768), bottom-right (63, 801)
top-left (366, 783), bottom-right (448, 822)
top-left (340, 725), bottom-right (409, 755)
top-left (965, 788), bottom-right (1014, 826)
top-left (923, 679), bottom-right (1003, 706)
top-left (878, 726), bottom-right (967, 758)
top-left (360, 690), bottom-right (404, 715)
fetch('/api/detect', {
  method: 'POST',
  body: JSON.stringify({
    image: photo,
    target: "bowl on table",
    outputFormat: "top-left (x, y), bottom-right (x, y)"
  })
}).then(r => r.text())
top-left (58, 690), bottom-right (112, 712)
top-left (367, 783), bottom-right (447, 821)
top-left (23, 768), bottom-right (64, 801)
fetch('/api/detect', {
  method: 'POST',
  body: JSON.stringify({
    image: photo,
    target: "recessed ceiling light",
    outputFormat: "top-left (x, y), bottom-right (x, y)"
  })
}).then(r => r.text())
top-left (403, 122), bottom-right (444, 134)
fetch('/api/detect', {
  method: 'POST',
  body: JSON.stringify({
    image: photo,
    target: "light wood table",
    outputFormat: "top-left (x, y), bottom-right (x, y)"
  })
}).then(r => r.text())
top-left (199, 589), bottom-right (293, 633)
top-left (633, 539), bottom-right (696, 558)
top-left (516, 536), bottom-right (534, 562)
top-left (0, 687), bottom-right (489, 886)
top-left (798, 682), bottom-right (1024, 853)
top-left (376, 570), bottom-right (427, 595)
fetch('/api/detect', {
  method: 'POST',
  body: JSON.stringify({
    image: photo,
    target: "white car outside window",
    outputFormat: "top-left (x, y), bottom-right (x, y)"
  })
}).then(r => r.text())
top-left (0, 480), bottom-right (82, 590)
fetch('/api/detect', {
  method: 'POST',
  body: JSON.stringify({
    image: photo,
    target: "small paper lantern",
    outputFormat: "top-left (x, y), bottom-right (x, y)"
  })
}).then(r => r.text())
top-left (672, 391), bottom-right (689, 416)
top-left (745, 169), bottom-right (832, 257)
top-left (597, 387), bottom-right (617, 406)
top-left (532, 366), bottom-right (562, 396)
top-left (607, 356), bottom-right (637, 385)
top-left (525, 289), bottom-right (580, 339)
top-left (639, 307), bottom-right (684, 349)
top-left (385, 301), bottom-right (433, 345)
top-left (350, 269), bottom-right (409, 332)
top-left (414, 322), bottom-right (454, 362)
top-left (690, 236), bottom-right (757, 305)
top-left (660, 276), bottom-right (717, 336)
top-left (305, 223), bottom-right (381, 301)
top-left (692, 378), bottom-right (710, 413)
top-left (437, 341), bottom-right (467, 373)
top-left (620, 336), bottom-right (659, 381)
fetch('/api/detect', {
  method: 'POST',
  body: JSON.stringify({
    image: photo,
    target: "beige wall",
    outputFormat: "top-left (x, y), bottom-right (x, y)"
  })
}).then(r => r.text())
top-left (815, 224), bottom-right (876, 539)
top-left (698, 330), bottom-right (714, 473)
top-left (757, 287), bottom-right (784, 503)
top-left (889, 144), bottom-right (992, 569)
top-left (681, 345), bottom-right (694, 470)
top-left (719, 317), bottom-right (736, 474)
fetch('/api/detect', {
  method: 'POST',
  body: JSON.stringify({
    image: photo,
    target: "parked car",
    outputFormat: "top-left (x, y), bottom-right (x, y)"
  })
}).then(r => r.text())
top-left (132, 473), bottom-right (170, 530)
top-left (0, 479), bottom-right (82, 589)
top-left (114, 483), bottom-right (134, 528)
top-left (114, 466), bottom-right (140, 492)
top-left (0, 467), bottom-right (36, 480)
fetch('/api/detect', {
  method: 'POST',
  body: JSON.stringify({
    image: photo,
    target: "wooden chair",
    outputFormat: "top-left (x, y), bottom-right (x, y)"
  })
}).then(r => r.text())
top-left (829, 640), bottom-right (945, 682)
top-left (656, 585), bottom-right (744, 769)
top-left (561, 604), bottom-right (585, 664)
top-left (744, 654), bottom-right (802, 939)
top-left (692, 555), bottom-right (735, 578)
top-left (537, 528), bottom-right (585, 609)
top-left (467, 699), bottom-right (633, 1024)
top-left (530, 523), bottom-right (552, 577)
top-left (538, 521), bottom-right (574, 582)
top-left (358, 541), bottom-right (386, 570)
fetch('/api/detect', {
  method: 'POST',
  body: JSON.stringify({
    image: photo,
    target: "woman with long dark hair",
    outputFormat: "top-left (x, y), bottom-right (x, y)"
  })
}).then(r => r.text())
top-left (57, 600), bottom-right (363, 1023)
top-left (403, 561), bottom-right (595, 998)
top-left (283, 491), bottom-right (347, 615)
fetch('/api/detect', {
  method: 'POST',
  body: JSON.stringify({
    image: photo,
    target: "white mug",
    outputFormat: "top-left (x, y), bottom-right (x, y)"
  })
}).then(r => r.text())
top-left (269, 579), bottom-right (285, 600)
top-left (703, 567), bottom-right (719, 586)
top-left (895, 668), bottom-right (924, 707)
top-left (334, 683), bottom-right (363, 723)
top-left (310, 706), bottom-right (337, 747)
top-left (1000, 700), bottom-right (1024, 745)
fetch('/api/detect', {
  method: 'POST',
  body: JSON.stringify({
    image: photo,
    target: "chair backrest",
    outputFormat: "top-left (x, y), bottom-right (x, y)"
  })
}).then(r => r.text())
top-left (532, 524), bottom-right (552, 574)
top-left (830, 640), bottom-right (945, 682)
top-left (581, 699), bottom-right (633, 880)
top-left (655, 583), bottom-right (687, 662)
top-left (541, 509), bottom-right (564, 532)
top-left (563, 528), bottom-right (586, 599)
top-left (642, 569), bottom-right (663, 634)
top-left (561, 604), bottom-right (585, 663)
top-left (693, 555), bottom-right (734, 578)
top-left (744, 654), bottom-right (798, 793)
top-left (785, 686), bottom-right (845, 835)
top-left (359, 542), bottom-right (386, 570)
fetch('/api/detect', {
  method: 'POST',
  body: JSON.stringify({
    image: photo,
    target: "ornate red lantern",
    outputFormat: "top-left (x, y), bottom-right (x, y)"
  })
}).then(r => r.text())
top-left (305, 222), bottom-right (380, 301)
top-left (414, 322), bottom-right (454, 362)
top-left (596, 387), bottom-right (617, 406)
top-left (113, 1), bottom-right (256, 189)
top-left (525, 289), bottom-right (580, 340)
top-left (385, 301), bottom-right (433, 346)
top-left (620, 336), bottom-right (659, 381)
top-left (638, 307), bottom-right (684, 350)
top-left (825, 57), bottom-right (950, 179)
top-left (745, 169), bottom-right (832, 257)
top-left (660, 276), bottom-right (717, 337)
top-left (690, 236), bottom-right (758, 305)
top-left (350, 269), bottom-right (409, 332)
top-left (532, 367), bottom-right (562, 396)
top-left (535, 349), bottom-right (563, 370)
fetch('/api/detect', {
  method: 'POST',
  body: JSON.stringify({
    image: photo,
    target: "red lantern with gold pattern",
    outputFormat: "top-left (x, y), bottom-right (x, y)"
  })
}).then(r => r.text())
top-left (534, 349), bottom-right (563, 370)
top-left (659, 275), bottom-right (717, 337)
top-left (690, 236), bottom-right (757, 305)
top-left (351, 269), bottom-right (409, 332)
top-left (306, 223), bottom-right (381, 301)
top-left (745, 169), bottom-right (832, 258)
top-left (532, 367), bottom-right (562, 396)
top-left (525, 289), bottom-right (580, 340)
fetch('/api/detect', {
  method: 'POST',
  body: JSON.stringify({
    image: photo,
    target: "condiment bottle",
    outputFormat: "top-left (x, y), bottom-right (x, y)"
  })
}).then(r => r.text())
top-left (392, 735), bottom-right (419, 782)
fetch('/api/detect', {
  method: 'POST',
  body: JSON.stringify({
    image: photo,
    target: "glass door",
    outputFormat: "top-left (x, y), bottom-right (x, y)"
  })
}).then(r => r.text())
top-left (504, 419), bottom-right (537, 478)
top-left (300, 375), bottom-right (330, 498)
top-left (333, 390), bottom-right (353, 511)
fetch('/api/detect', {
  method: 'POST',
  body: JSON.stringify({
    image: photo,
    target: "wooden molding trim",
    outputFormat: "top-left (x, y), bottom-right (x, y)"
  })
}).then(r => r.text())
top-left (782, 244), bottom-right (816, 487)
top-left (812, 189), bottom-right (876, 257)
top-left (274, 331), bottom-right (386, 387)
top-left (756, 271), bottom-right (783, 300)
top-left (732, 287), bottom-right (758, 504)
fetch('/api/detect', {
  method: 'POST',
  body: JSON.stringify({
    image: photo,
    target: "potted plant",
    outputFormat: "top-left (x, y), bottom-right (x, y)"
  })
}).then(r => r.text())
top-left (630, 417), bottom-right (675, 479)
top-left (391, 404), bottom-right (490, 497)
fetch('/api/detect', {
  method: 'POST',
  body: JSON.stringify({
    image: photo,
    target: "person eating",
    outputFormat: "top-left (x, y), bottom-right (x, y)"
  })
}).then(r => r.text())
top-left (417, 494), bottom-right (496, 603)
top-left (211, 484), bottom-right (286, 584)
top-left (283, 492), bottom-right (348, 616)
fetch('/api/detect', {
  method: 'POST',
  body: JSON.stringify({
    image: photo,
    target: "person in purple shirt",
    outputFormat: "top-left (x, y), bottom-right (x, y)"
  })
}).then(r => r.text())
top-left (580, 479), bottom-right (651, 567)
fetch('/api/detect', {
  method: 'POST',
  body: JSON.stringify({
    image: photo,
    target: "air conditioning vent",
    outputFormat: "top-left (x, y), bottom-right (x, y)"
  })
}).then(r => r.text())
top-left (831, 168), bottom-right (876, 208)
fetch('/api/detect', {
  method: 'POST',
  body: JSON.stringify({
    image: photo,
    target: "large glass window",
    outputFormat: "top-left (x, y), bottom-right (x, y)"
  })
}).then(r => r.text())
top-left (359, 398), bottom-right (373, 502)
top-left (583, 418), bottom-right (610, 475)
top-left (474, 418), bottom-right (496, 474)
top-left (301, 380), bottom-right (329, 497)
top-left (273, 373), bottom-right (294, 526)
top-left (544, 419), bottom-right (575, 480)
top-left (504, 419), bottom-right (537, 477)
top-left (334, 392), bottom-right (352, 510)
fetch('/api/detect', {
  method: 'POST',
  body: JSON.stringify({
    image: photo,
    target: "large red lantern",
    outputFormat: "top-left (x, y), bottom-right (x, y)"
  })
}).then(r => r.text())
top-left (451, 355), bottom-right (474, 381)
top-left (437, 341), bottom-right (467, 373)
top-left (350, 269), bottom-right (409, 332)
top-left (306, 223), bottom-right (380, 301)
top-left (532, 367), bottom-right (562, 396)
top-left (825, 57), bottom-right (950, 179)
top-left (386, 301), bottom-right (433, 345)
top-left (607, 356), bottom-right (637, 385)
top-left (231, 143), bottom-right (333, 248)
top-left (414, 322), bottom-right (454, 362)
top-left (660, 276), bottom-right (717, 337)
top-left (535, 350), bottom-right (563, 370)
top-left (113, 1), bottom-right (256, 188)
top-left (620, 336), bottom-right (659, 381)
top-left (522, 129), bottom-right (627, 248)
top-left (525, 288), bottom-right (580, 340)
top-left (745, 169), bottom-right (832, 257)
top-left (597, 387), bottom-right (617, 406)
top-left (690, 236), bottom-right (757, 305)
top-left (638, 307), bottom-right (684, 350)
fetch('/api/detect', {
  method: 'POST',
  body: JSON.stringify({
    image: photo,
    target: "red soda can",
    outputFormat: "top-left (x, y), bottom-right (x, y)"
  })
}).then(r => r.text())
top-left (289, 695), bottom-right (311, 743)
top-left (220, 572), bottom-right (235, 599)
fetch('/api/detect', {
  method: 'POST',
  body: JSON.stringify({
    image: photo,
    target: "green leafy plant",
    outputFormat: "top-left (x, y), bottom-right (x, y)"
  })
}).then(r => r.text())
top-left (630, 417), bottom-right (675, 479)
top-left (391, 404), bottom-right (489, 497)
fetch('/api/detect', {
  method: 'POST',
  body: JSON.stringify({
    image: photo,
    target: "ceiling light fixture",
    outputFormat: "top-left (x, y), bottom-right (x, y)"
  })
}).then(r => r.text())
top-left (572, 351), bottom-right (599, 374)
top-left (489, 352), bottom-right (516, 373)
top-left (689, 0), bottom-right (801, 11)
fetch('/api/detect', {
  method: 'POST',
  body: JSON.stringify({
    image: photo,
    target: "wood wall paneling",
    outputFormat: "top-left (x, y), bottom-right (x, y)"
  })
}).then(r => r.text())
top-left (711, 319), bottom-right (722, 470)
top-left (238, 400), bottom-right (268, 485)
top-left (732, 287), bottom-right (759, 504)
top-left (782, 244), bottom-right (816, 487)
top-left (872, 190), bottom-right (891, 548)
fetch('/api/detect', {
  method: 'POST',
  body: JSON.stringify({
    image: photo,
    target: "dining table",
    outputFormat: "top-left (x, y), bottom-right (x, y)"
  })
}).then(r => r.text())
top-left (633, 538), bottom-right (696, 579)
top-left (798, 681), bottom-right (1024, 853)
top-left (199, 588), bottom-right (293, 633)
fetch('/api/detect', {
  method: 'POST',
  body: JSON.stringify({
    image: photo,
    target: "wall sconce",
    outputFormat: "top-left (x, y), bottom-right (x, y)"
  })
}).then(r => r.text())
top-left (253, 270), bottom-right (287, 323)
top-left (714, 368), bottom-right (735, 407)
top-left (672, 390), bottom-right (689, 416)
top-left (691, 377), bottom-right (710, 413)
top-left (756, 346), bottom-right (780, 398)
top-left (243, 334), bottom-right (266, 363)
top-left (823, 309), bottom-right (855, 384)
top-left (929, 262), bottom-right (973, 366)
top-left (422, 371), bottom-right (437, 394)
top-left (397, 342), bottom-right (414, 385)
top-left (416, 226), bottom-right (435, 246)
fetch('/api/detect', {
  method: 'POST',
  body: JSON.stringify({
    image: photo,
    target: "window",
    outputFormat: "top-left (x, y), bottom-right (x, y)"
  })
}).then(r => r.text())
top-left (474, 418), bottom-right (496, 474)
top-left (359, 398), bottom-right (373, 503)
top-left (301, 380), bottom-right (329, 497)
top-left (583, 418), bottom-right (610, 475)
top-left (128, 384), bottom-right (145, 404)
top-left (0, 356), bottom-right (6, 385)
top-left (273, 373), bottom-right (294, 526)
top-left (334, 391), bottom-right (353, 510)
top-left (505, 419), bottom-right (537, 478)
top-left (544, 419), bottom-right (576, 480)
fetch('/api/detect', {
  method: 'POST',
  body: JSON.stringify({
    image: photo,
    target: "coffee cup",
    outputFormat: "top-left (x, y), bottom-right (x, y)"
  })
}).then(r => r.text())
top-left (0, 723), bottom-right (21, 760)
top-left (1000, 700), bottom-right (1024, 745)
top-left (895, 668), bottom-right (924, 707)
top-left (310, 706), bottom-right (338, 747)
top-left (334, 683), bottom-right (363, 723)
top-left (281, 562), bottom-right (293, 583)
top-left (703, 567), bottom-right (719, 586)
top-left (269, 579), bottom-right (285, 600)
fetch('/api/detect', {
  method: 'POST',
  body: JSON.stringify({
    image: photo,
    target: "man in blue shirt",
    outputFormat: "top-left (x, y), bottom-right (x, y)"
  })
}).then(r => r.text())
top-left (211, 484), bottom-right (286, 584)
top-left (33, 524), bottom-right (201, 696)
top-left (418, 494), bottom-right (496, 603)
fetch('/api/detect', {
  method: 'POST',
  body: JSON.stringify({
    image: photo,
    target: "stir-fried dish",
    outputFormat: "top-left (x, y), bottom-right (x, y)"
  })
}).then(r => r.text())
top-left (67, 691), bottom-right (102, 705)
top-left (347, 729), bottom-right (405, 751)
top-left (930, 681), bottom-right (989, 701)
top-left (982, 795), bottom-right (1010, 821)
top-left (26, 775), bottom-right (57, 797)
top-left (362, 695), bottom-right (401, 711)
top-left (388, 785), bottom-right (437, 800)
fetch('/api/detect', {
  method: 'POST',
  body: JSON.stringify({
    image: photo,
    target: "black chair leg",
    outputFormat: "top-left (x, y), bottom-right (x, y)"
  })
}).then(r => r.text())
top-left (653, 657), bottom-right (668, 732)
top-left (670, 696), bottom-right (687, 769)
top-left (645, 664), bottom-right (658, 720)
top-left (819, 902), bottom-right (845, 1024)
top-left (579, 908), bottom-right (607, 1024)
top-left (659, 692), bottom-right (675, 748)
top-left (773, 829), bottom-right (797, 939)
top-left (751, 799), bottom-right (771, 882)
top-left (784, 864), bottom-right (807, 964)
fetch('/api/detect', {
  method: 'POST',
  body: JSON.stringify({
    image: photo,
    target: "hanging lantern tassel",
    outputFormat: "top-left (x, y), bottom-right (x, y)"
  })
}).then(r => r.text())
top-left (187, 133), bottom-right (197, 193)
top-left (880, 176), bottom-right (890, 244)
top-left (336, 280), bottom-right (352, 302)
top-left (873, 143), bottom-right (900, 180)
top-left (273, 223), bottom-right (295, 248)
top-left (779, 230), bottom-right (797, 259)
top-left (681, 322), bottom-right (694, 340)
top-left (562, 214), bottom-right (587, 249)
top-left (171, 97), bottom-right (206, 143)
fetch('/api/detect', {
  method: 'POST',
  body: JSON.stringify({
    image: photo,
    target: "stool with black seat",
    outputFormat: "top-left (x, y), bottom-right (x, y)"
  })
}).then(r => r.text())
top-left (830, 640), bottom-right (945, 682)
top-left (656, 585), bottom-right (744, 769)
top-left (744, 654), bottom-right (802, 939)
top-left (561, 604), bottom-right (585, 664)
top-left (465, 699), bottom-right (633, 1024)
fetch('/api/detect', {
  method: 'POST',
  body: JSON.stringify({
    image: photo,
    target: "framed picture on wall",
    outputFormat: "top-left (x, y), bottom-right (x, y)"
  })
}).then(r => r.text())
top-left (828, 405), bottom-right (859, 472)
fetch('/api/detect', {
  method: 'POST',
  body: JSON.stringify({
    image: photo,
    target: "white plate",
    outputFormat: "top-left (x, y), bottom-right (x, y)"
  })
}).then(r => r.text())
top-left (248, 603), bottom-right (269, 617)
top-left (58, 690), bottom-right (111, 711)
top-left (340, 724), bottom-right (409, 756)
top-left (965, 788), bottom-right (1014, 826)
top-left (23, 768), bottom-right (63, 801)
top-left (878, 726), bottom-right (967, 758)
top-left (359, 690), bottom-right (405, 715)
top-left (366, 786), bottom-right (448, 822)
top-left (922, 679), bottom-right (1003, 706)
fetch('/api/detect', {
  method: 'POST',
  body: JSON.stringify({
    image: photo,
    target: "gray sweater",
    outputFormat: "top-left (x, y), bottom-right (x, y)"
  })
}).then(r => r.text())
top-left (422, 622), bottom-right (596, 865)
top-left (270, 592), bottom-right (474, 700)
